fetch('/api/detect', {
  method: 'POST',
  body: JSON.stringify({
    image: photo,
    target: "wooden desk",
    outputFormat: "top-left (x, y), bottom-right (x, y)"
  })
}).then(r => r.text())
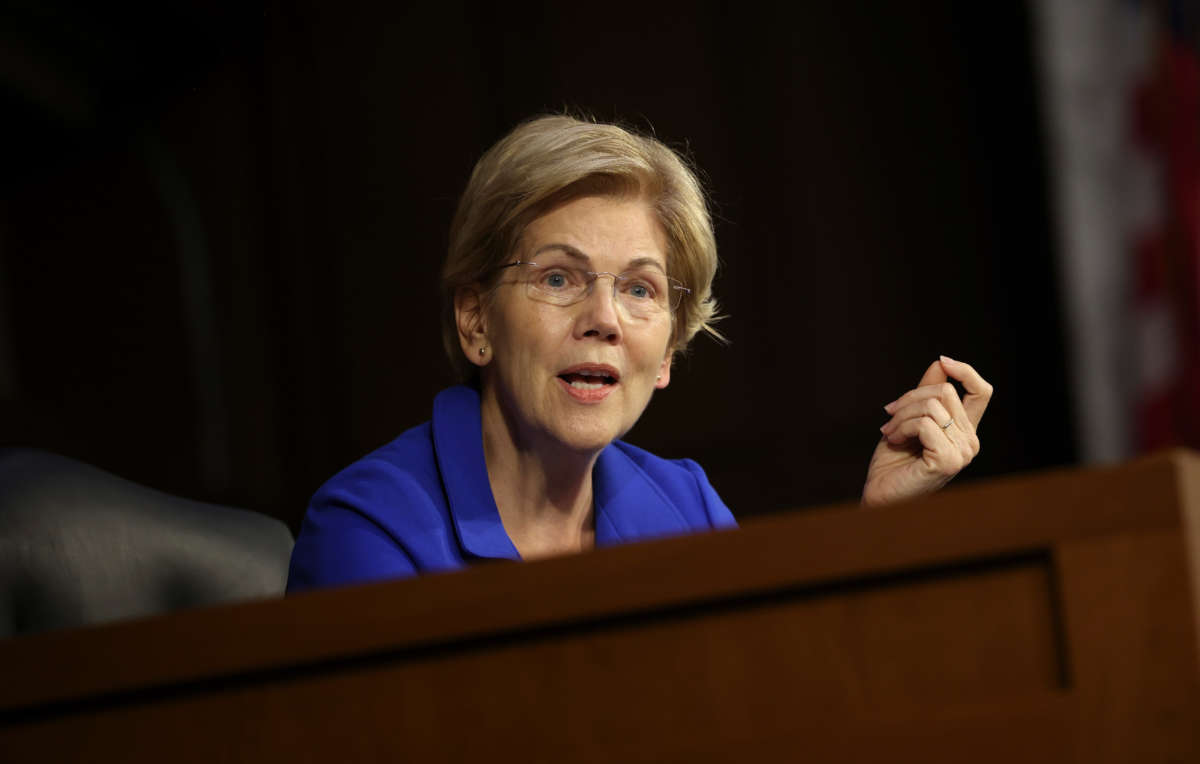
top-left (3, 451), bottom-right (1200, 762)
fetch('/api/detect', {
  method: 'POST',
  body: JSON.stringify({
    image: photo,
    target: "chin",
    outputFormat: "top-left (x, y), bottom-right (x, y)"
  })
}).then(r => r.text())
top-left (551, 417), bottom-right (624, 455)
top-left (557, 430), bottom-right (619, 456)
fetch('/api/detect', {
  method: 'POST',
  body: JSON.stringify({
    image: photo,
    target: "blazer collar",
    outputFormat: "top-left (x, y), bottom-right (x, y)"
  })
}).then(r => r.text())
top-left (593, 444), bottom-right (693, 545)
top-left (432, 386), bottom-right (521, 561)
top-left (432, 386), bottom-right (691, 559)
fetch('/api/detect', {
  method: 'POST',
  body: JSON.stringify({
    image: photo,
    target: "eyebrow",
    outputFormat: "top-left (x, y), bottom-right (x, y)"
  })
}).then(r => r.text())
top-left (530, 243), bottom-right (667, 273)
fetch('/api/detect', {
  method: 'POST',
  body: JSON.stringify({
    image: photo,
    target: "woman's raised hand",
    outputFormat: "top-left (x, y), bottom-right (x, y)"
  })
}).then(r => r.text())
top-left (861, 356), bottom-right (993, 506)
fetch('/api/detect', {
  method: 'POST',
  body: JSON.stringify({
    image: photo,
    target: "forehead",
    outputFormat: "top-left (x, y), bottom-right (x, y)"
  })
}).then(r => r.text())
top-left (519, 195), bottom-right (668, 269)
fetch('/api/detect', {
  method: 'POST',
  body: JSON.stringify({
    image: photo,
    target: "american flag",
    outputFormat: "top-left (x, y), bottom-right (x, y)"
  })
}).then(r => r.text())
top-left (1036, 0), bottom-right (1199, 461)
top-left (1133, 3), bottom-right (1200, 450)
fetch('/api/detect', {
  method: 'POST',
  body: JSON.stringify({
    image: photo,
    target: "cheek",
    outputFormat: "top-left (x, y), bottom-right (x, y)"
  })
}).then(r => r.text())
top-left (640, 321), bottom-right (675, 366)
top-left (529, 308), bottom-right (576, 349)
top-left (503, 308), bottom-right (574, 372)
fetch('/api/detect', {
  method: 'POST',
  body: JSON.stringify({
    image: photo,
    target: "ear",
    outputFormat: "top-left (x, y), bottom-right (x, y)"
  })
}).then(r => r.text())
top-left (454, 285), bottom-right (490, 368)
top-left (654, 351), bottom-right (672, 389)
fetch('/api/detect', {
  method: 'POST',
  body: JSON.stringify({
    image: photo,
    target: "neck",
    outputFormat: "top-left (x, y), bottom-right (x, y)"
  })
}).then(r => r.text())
top-left (479, 384), bottom-right (599, 560)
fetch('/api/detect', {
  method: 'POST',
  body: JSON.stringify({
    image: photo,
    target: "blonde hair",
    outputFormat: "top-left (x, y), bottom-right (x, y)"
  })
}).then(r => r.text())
top-left (441, 114), bottom-right (723, 381)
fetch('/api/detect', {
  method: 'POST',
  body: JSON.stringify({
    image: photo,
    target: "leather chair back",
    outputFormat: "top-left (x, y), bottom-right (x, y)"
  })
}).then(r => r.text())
top-left (0, 449), bottom-right (294, 638)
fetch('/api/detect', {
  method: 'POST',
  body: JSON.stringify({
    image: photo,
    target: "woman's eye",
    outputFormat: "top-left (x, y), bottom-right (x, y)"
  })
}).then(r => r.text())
top-left (626, 282), bottom-right (654, 300)
top-left (543, 271), bottom-right (570, 289)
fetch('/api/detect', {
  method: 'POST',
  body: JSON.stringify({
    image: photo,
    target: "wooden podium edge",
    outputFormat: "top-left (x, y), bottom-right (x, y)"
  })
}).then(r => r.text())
top-left (0, 449), bottom-right (1195, 717)
top-left (1174, 448), bottom-right (1200, 671)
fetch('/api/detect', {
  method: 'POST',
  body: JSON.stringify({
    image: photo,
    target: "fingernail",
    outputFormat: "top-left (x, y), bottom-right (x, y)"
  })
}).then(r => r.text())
top-left (884, 402), bottom-right (896, 414)
top-left (940, 354), bottom-right (956, 364)
top-left (879, 425), bottom-right (889, 435)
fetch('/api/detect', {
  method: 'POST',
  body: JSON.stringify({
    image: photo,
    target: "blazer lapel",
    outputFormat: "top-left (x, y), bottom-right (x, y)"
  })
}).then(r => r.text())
top-left (432, 386), bottom-right (521, 561)
top-left (593, 444), bottom-right (692, 546)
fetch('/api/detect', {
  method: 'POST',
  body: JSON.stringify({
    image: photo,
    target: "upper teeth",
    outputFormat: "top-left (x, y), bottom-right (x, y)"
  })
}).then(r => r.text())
top-left (578, 370), bottom-right (605, 377)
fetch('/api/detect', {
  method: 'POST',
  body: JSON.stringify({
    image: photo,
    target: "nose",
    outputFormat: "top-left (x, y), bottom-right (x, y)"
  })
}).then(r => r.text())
top-left (575, 274), bottom-right (622, 343)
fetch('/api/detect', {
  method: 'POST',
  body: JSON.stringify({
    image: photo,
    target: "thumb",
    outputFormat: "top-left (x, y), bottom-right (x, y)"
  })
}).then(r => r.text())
top-left (917, 359), bottom-right (948, 387)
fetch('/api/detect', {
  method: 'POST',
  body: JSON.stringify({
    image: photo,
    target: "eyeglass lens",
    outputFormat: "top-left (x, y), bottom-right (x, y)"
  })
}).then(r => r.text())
top-left (518, 255), bottom-right (683, 315)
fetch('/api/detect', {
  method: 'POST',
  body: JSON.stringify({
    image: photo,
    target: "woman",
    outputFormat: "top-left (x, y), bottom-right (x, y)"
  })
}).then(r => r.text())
top-left (286, 115), bottom-right (991, 592)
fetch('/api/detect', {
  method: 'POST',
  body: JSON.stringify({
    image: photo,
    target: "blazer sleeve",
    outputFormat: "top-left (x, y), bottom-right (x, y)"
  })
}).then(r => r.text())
top-left (680, 458), bottom-right (738, 530)
top-left (286, 461), bottom-right (420, 593)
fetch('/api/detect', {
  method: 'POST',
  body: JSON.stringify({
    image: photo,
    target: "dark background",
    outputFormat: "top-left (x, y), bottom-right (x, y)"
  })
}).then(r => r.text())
top-left (0, 2), bottom-right (1075, 530)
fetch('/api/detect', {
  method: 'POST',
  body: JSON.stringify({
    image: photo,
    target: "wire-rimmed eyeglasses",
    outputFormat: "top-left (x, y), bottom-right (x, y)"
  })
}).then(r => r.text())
top-left (496, 257), bottom-right (690, 318)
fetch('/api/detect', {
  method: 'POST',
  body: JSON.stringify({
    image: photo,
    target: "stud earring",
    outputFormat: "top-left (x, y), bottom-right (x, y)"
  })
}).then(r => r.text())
top-left (479, 346), bottom-right (487, 357)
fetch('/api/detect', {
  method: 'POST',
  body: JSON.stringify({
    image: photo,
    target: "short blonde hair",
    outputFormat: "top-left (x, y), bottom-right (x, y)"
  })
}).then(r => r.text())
top-left (441, 114), bottom-right (723, 381)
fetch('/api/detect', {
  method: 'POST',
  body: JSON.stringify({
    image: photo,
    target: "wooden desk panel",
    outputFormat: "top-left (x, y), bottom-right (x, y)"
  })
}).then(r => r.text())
top-left (2, 451), bottom-right (1199, 762)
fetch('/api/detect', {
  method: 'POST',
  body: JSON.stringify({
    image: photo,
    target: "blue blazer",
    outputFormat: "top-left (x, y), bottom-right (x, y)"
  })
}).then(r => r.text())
top-left (287, 386), bottom-right (737, 592)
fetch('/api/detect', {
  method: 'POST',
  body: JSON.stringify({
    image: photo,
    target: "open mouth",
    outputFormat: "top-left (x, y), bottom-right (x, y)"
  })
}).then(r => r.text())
top-left (557, 365), bottom-right (619, 391)
top-left (558, 371), bottom-right (618, 390)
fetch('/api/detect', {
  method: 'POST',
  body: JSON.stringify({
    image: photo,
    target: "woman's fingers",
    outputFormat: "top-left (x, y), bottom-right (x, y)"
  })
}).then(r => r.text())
top-left (881, 397), bottom-right (953, 442)
top-left (884, 381), bottom-right (974, 435)
top-left (884, 357), bottom-right (993, 430)
top-left (886, 415), bottom-right (967, 476)
top-left (938, 355), bottom-right (993, 426)
top-left (867, 358), bottom-right (990, 503)
top-left (915, 359), bottom-right (949, 388)
top-left (881, 374), bottom-right (982, 467)
top-left (882, 397), bottom-right (979, 460)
